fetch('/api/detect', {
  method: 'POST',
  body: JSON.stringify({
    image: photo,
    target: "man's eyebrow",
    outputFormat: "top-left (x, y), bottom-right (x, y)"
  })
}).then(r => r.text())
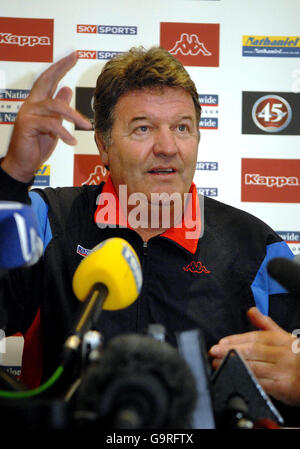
top-left (128, 114), bottom-right (195, 124)
top-left (176, 115), bottom-right (195, 122)
top-left (129, 116), bottom-right (149, 123)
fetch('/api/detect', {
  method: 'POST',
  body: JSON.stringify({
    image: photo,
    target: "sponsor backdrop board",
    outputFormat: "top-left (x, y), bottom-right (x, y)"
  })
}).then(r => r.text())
top-left (0, 0), bottom-right (299, 258)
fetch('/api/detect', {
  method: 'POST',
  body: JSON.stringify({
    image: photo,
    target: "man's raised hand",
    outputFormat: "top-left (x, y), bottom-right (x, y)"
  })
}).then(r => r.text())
top-left (1, 52), bottom-right (92, 182)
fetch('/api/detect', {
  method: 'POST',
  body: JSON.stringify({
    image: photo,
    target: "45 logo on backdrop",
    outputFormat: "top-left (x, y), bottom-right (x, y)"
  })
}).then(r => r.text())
top-left (242, 91), bottom-right (300, 135)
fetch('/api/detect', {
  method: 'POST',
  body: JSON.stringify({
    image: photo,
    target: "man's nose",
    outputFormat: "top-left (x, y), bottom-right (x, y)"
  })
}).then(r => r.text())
top-left (152, 128), bottom-right (178, 157)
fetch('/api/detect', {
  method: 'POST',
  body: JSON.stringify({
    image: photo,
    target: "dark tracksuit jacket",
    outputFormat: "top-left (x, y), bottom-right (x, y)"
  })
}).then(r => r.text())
top-left (0, 167), bottom-right (299, 423)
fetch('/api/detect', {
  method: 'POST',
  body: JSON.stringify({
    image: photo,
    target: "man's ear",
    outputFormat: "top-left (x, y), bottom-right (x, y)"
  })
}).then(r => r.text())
top-left (95, 132), bottom-right (109, 167)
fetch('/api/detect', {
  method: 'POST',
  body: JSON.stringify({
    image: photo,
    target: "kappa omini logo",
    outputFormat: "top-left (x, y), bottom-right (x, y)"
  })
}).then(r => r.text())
top-left (252, 95), bottom-right (292, 133)
top-left (169, 33), bottom-right (212, 56)
top-left (183, 261), bottom-right (211, 274)
top-left (160, 22), bottom-right (219, 67)
top-left (82, 165), bottom-right (108, 186)
top-left (73, 154), bottom-right (109, 187)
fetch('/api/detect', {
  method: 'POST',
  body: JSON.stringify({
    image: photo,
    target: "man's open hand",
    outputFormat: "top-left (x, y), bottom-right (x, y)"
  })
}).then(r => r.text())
top-left (1, 52), bottom-right (92, 182)
top-left (209, 307), bottom-right (300, 406)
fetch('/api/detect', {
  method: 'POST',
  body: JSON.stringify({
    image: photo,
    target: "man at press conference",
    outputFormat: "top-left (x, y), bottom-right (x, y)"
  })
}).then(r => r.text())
top-left (0, 47), bottom-right (300, 425)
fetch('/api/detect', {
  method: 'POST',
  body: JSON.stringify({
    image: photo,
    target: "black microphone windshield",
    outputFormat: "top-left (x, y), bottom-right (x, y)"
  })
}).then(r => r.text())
top-left (267, 257), bottom-right (300, 297)
top-left (73, 334), bottom-right (197, 428)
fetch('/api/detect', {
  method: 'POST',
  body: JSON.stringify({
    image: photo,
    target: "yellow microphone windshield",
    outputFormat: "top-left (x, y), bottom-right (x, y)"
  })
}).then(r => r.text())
top-left (72, 238), bottom-right (142, 310)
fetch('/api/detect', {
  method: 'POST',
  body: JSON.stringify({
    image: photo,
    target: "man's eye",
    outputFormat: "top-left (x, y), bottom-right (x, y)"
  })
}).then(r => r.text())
top-left (177, 124), bottom-right (188, 132)
top-left (137, 126), bottom-right (149, 133)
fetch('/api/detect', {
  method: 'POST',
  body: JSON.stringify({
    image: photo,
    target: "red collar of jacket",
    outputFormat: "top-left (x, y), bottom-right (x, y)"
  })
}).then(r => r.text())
top-left (94, 175), bottom-right (201, 254)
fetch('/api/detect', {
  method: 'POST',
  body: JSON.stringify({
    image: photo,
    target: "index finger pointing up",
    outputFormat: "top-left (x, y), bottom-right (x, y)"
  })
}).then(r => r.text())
top-left (29, 51), bottom-right (78, 102)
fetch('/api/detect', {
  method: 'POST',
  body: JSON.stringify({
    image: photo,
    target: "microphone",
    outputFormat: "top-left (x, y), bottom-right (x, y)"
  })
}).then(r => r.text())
top-left (0, 201), bottom-right (43, 270)
top-left (267, 257), bottom-right (300, 297)
top-left (176, 329), bottom-right (215, 429)
top-left (64, 238), bottom-right (142, 353)
top-left (0, 201), bottom-right (43, 333)
top-left (211, 349), bottom-right (284, 428)
top-left (72, 334), bottom-right (197, 429)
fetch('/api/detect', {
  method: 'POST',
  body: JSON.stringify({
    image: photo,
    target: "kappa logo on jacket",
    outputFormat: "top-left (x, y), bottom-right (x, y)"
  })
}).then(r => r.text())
top-left (183, 261), bottom-right (211, 274)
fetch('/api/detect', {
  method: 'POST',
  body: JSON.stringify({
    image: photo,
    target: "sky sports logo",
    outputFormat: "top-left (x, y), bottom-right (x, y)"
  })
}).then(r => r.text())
top-left (77, 50), bottom-right (124, 60)
top-left (0, 89), bottom-right (30, 124)
top-left (197, 187), bottom-right (218, 197)
top-left (199, 94), bottom-right (219, 129)
top-left (243, 35), bottom-right (300, 57)
top-left (0, 17), bottom-right (53, 62)
top-left (77, 24), bottom-right (137, 35)
top-left (196, 162), bottom-right (218, 171)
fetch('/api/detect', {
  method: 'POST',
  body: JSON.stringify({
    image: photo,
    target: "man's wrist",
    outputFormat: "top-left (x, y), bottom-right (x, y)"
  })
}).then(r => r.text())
top-left (0, 158), bottom-right (34, 204)
top-left (0, 157), bottom-right (35, 184)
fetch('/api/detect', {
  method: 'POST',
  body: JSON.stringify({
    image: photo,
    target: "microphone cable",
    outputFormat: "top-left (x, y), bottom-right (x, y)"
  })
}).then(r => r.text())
top-left (0, 365), bottom-right (64, 399)
top-left (0, 237), bottom-right (142, 400)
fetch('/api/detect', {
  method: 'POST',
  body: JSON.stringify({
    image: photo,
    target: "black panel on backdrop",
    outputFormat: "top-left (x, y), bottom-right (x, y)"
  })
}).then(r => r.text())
top-left (242, 91), bottom-right (300, 135)
top-left (75, 87), bottom-right (95, 130)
